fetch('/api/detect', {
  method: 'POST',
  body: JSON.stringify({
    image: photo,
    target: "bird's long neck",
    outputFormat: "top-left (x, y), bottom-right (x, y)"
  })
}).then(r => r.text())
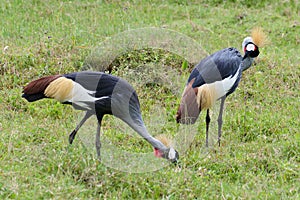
top-left (120, 112), bottom-right (167, 151)
top-left (111, 87), bottom-right (169, 152)
top-left (241, 56), bottom-right (254, 71)
top-left (127, 119), bottom-right (168, 151)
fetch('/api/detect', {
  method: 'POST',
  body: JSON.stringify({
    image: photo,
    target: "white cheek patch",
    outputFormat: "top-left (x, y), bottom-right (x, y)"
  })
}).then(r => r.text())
top-left (168, 148), bottom-right (176, 160)
top-left (246, 44), bottom-right (255, 51)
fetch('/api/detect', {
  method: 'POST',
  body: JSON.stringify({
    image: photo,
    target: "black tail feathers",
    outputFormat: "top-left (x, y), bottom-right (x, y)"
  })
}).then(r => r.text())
top-left (22, 93), bottom-right (47, 102)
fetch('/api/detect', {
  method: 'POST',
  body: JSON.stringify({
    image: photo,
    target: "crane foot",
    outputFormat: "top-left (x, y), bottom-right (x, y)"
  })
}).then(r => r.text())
top-left (69, 130), bottom-right (77, 144)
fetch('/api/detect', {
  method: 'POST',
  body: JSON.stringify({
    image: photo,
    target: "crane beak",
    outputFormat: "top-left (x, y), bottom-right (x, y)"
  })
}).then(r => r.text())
top-left (243, 50), bottom-right (249, 60)
top-left (155, 148), bottom-right (179, 163)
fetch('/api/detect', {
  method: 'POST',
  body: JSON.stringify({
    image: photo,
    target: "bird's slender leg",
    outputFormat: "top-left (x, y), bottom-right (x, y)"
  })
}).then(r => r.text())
top-left (217, 96), bottom-right (226, 146)
top-left (95, 114), bottom-right (103, 160)
top-left (69, 111), bottom-right (93, 144)
top-left (95, 123), bottom-right (101, 160)
top-left (205, 109), bottom-right (210, 147)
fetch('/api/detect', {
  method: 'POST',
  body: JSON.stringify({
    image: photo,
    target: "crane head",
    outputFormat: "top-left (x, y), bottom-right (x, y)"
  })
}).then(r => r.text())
top-left (242, 27), bottom-right (267, 59)
top-left (243, 42), bottom-right (260, 58)
top-left (154, 147), bottom-right (179, 163)
top-left (242, 37), bottom-right (259, 58)
top-left (154, 134), bottom-right (179, 163)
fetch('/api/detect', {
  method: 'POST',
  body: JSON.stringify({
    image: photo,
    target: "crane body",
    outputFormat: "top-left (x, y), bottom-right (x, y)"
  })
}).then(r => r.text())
top-left (176, 28), bottom-right (266, 147)
top-left (22, 71), bottom-right (179, 163)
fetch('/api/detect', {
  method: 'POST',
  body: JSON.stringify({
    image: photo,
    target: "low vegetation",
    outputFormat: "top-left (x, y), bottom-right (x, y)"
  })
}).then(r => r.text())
top-left (0, 0), bottom-right (299, 199)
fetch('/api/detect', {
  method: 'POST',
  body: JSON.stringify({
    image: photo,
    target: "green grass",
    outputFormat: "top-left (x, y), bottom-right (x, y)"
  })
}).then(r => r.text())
top-left (1, 0), bottom-right (299, 199)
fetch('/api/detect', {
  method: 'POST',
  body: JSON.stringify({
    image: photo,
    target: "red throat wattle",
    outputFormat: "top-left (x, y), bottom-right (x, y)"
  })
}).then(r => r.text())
top-left (154, 148), bottom-right (163, 158)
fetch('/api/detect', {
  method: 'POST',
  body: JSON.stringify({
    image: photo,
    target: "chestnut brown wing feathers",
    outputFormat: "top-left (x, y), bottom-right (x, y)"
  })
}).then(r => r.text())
top-left (23, 75), bottom-right (62, 95)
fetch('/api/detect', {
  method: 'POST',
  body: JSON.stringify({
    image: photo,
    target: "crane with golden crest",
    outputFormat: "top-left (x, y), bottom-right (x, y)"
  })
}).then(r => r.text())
top-left (22, 71), bottom-right (179, 163)
top-left (176, 27), bottom-right (267, 147)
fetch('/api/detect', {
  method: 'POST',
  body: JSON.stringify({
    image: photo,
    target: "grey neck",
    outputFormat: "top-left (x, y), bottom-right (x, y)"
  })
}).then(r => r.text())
top-left (241, 56), bottom-right (254, 71)
top-left (128, 120), bottom-right (168, 151)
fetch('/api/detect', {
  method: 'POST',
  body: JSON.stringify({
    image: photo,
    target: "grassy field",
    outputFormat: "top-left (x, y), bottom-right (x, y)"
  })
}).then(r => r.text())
top-left (0, 0), bottom-right (299, 199)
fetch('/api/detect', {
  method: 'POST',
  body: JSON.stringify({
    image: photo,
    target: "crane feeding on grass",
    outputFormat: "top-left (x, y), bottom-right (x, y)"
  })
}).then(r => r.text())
top-left (176, 27), bottom-right (267, 147)
top-left (22, 71), bottom-right (179, 163)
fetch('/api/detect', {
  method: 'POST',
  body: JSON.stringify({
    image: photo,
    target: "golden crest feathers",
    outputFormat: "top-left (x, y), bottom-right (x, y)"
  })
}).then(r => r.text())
top-left (251, 27), bottom-right (268, 47)
top-left (155, 134), bottom-right (173, 148)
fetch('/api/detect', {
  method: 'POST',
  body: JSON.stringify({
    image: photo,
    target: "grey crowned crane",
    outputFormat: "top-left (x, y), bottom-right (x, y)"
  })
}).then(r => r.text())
top-left (22, 71), bottom-right (179, 163)
top-left (176, 27), bottom-right (267, 147)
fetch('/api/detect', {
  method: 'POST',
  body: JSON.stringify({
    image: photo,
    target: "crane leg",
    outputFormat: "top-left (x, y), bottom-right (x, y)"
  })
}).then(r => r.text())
top-left (96, 123), bottom-right (101, 160)
top-left (69, 111), bottom-right (93, 144)
top-left (95, 114), bottom-right (103, 160)
top-left (205, 109), bottom-right (210, 147)
top-left (217, 96), bottom-right (226, 147)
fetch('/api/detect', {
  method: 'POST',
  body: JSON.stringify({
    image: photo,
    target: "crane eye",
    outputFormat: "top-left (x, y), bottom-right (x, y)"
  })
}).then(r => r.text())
top-left (246, 43), bottom-right (255, 51)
